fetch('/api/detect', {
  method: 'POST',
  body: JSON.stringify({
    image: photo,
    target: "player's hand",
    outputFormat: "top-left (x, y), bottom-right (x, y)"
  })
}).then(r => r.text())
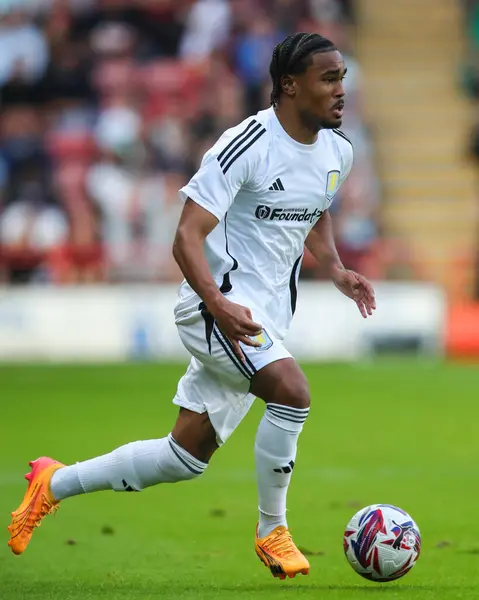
top-left (209, 297), bottom-right (263, 362)
top-left (332, 268), bottom-right (376, 318)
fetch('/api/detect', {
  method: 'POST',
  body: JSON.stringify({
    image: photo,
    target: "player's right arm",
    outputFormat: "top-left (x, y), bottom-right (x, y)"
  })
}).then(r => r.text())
top-left (173, 119), bottom-right (268, 360)
top-left (173, 118), bottom-right (268, 360)
top-left (173, 199), bottom-right (262, 361)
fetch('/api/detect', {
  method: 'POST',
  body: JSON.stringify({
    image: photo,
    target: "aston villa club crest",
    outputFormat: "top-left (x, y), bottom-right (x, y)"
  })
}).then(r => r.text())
top-left (325, 170), bottom-right (340, 200)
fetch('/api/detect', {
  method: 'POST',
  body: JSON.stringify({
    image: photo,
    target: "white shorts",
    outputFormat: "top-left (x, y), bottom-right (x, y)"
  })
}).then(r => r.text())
top-left (172, 305), bottom-right (292, 445)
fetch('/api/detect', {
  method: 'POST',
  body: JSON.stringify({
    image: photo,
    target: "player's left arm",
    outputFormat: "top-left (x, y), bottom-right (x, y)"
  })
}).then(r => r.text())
top-left (305, 210), bottom-right (376, 318)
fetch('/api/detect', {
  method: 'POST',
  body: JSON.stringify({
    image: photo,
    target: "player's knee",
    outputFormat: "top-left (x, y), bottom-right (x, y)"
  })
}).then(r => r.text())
top-left (275, 377), bottom-right (311, 410)
top-left (173, 463), bottom-right (207, 483)
top-left (171, 408), bottom-right (219, 464)
top-left (166, 454), bottom-right (208, 483)
top-left (165, 434), bottom-right (210, 483)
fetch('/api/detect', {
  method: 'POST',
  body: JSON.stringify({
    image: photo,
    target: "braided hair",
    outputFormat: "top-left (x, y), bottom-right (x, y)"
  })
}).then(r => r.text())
top-left (269, 33), bottom-right (337, 107)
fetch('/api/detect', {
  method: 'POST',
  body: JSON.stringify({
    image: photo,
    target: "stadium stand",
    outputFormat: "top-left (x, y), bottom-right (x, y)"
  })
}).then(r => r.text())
top-left (0, 0), bottom-right (382, 285)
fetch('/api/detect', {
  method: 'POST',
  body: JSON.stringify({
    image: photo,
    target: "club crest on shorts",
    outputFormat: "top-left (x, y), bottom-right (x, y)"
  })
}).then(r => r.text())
top-left (325, 170), bottom-right (340, 200)
top-left (250, 329), bottom-right (273, 351)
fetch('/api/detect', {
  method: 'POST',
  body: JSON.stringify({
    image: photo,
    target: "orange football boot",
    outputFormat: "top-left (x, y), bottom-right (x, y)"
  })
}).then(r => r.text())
top-left (8, 457), bottom-right (64, 555)
top-left (255, 525), bottom-right (310, 580)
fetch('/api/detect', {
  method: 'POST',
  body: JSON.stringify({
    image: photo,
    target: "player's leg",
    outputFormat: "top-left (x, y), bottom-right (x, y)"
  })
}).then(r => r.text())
top-left (205, 322), bottom-right (309, 549)
top-left (171, 406), bottom-right (219, 463)
top-left (247, 353), bottom-right (311, 579)
top-left (9, 301), bottom-right (253, 555)
top-left (51, 406), bottom-right (218, 498)
top-left (8, 406), bottom-right (218, 555)
top-left (250, 357), bottom-right (310, 537)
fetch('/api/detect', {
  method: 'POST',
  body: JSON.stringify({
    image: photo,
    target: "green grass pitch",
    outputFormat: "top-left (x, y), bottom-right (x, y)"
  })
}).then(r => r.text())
top-left (1, 360), bottom-right (479, 600)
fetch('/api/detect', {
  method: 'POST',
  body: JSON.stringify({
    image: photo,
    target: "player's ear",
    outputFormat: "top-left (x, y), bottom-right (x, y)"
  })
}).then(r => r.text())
top-left (280, 74), bottom-right (296, 98)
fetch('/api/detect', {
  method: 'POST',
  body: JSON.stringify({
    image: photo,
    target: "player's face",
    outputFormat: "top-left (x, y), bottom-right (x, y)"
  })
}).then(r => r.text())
top-left (293, 50), bottom-right (346, 132)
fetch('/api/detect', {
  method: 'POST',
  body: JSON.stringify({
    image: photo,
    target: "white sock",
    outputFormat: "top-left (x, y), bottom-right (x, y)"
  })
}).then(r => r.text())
top-left (255, 403), bottom-right (310, 538)
top-left (50, 434), bottom-right (207, 501)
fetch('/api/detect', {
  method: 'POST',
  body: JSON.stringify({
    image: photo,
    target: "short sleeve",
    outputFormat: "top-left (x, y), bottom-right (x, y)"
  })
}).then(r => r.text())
top-left (179, 119), bottom-right (267, 221)
top-left (339, 139), bottom-right (354, 187)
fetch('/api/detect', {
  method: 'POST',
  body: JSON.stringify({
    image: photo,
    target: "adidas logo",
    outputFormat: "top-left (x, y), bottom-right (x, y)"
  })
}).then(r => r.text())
top-left (269, 178), bottom-right (285, 191)
top-left (122, 478), bottom-right (139, 492)
top-left (273, 460), bottom-right (295, 474)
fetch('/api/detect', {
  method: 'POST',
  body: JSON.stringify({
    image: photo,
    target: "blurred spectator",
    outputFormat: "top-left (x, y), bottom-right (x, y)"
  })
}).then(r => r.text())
top-left (0, 7), bottom-right (49, 86)
top-left (463, 0), bottom-right (479, 99)
top-left (179, 0), bottom-right (231, 62)
top-left (0, 6), bottom-right (49, 106)
top-left (49, 160), bottom-right (104, 284)
top-left (234, 12), bottom-right (284, 114)
top-left (464, 1), bottom-right (479, 297)
top-left (465, 1), bottom-right (479, 166)
top-left (0, 0), bottom-right (385, 285)
top-left (0, 139), bottom-right (69, 283)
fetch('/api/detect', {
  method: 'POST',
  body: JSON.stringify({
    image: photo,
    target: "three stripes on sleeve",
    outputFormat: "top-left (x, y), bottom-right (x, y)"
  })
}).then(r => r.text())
top-left (217, 119), bottom-right (266, 175)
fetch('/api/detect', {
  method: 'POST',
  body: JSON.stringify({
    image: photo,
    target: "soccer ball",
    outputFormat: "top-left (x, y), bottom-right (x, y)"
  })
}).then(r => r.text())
top-left (343, 504), bottom-right (421, 582)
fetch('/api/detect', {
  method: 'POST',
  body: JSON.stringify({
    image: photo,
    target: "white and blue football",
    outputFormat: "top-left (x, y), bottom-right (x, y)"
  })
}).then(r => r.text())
top-left (343, 504), bottom-right (421, 582)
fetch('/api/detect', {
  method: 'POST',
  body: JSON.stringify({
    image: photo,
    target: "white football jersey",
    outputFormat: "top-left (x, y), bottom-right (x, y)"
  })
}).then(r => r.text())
top-left (176, 107), bottom-right (353, 340)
